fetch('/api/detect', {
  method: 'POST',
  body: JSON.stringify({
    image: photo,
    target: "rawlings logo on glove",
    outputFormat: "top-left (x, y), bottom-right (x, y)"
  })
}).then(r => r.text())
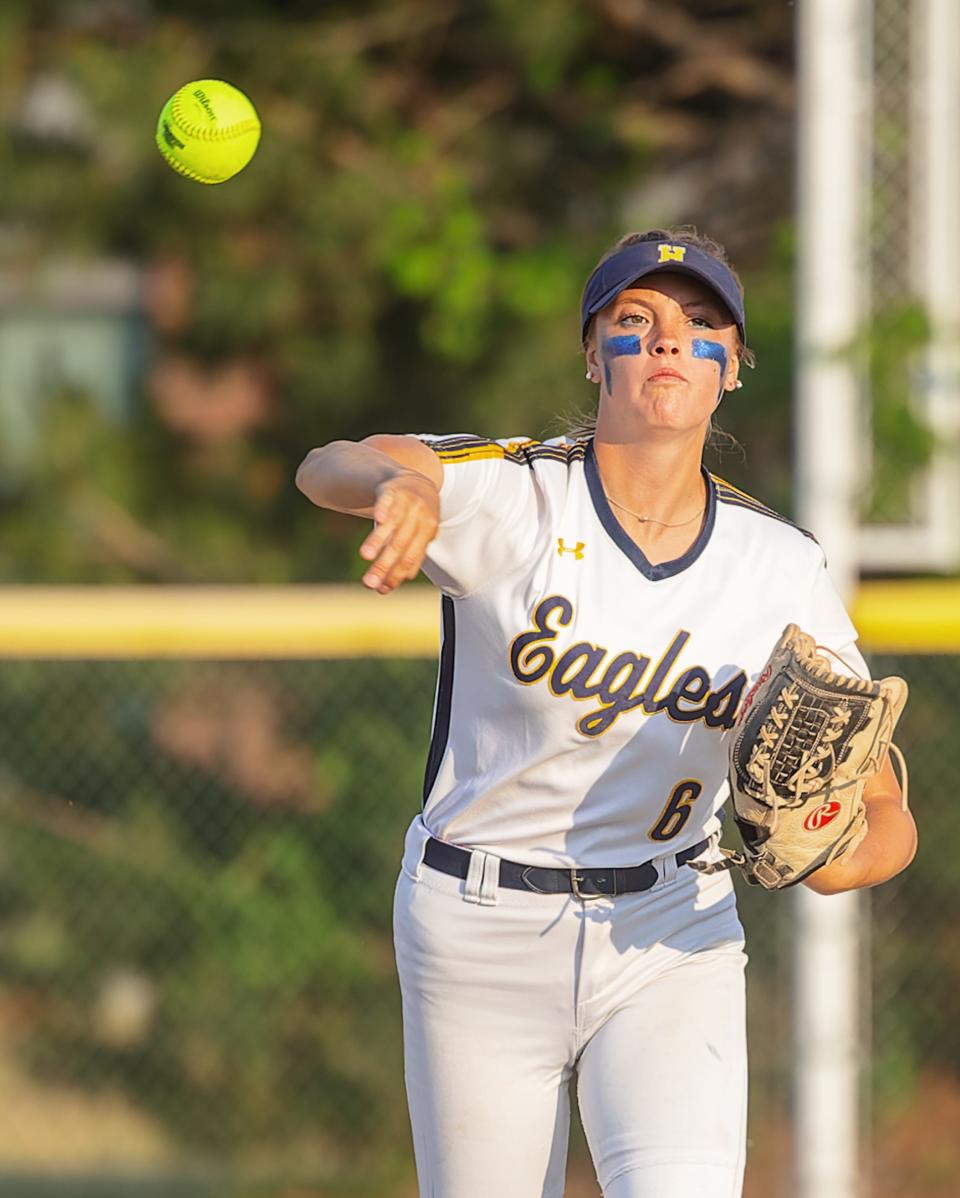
top-left (691, 624), bottom-right (908, 891)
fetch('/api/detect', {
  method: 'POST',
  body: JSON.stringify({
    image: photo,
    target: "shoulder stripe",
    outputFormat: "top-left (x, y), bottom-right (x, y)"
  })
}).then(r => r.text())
top-left (430, 436), bottom-right (588, 467)
top-left (521, 446), bottom-right (569, 463)
top-left (711, 475), bottom-right (753, 501)
top-left (713, 486), bottom-right (779, 516)
top-left (426, 434), bottom-right (493, 452)
top-left (429, 435), bottom-right (521, 465)
top-left (435, 446), bottom-right (508, 464)
top-left (528, 441), bottom-right (588, 462)
top-left (711, 474), bottom-right (784, 513)
top-left (711, 474), bottom-right (818, 542)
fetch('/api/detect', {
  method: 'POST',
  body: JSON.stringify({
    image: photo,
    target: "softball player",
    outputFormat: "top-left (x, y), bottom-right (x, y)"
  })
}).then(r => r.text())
top-left (296, 229), bottom-right (916, 1197)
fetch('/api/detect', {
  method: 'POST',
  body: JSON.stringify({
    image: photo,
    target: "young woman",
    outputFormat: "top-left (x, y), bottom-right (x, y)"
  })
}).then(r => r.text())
top-left (296, 229), bottom-right (917, 1198)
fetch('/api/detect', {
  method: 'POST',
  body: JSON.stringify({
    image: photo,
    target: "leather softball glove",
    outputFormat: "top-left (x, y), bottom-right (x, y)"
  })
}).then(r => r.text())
top-left (692, 624), bottom-right (908, 891)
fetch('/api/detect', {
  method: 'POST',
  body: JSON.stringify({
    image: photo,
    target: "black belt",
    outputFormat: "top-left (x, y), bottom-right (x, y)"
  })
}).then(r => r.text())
top-left (423, 837), bottom-right (710, 899)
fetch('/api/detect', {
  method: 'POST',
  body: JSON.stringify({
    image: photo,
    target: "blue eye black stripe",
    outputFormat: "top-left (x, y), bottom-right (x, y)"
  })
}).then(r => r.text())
top-left (691, 339), bottom-right (727, 376)
top-left (603, 335), bottom-right (643, 356)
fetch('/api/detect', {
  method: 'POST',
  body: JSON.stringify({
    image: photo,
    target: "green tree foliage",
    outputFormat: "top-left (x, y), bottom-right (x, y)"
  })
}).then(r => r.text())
top-left (0, 0), bottom-right (802, 583)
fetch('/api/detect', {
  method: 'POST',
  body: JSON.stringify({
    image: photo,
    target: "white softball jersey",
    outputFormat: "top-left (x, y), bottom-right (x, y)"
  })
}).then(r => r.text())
top-left (414, 433), bottom-right (868, 869)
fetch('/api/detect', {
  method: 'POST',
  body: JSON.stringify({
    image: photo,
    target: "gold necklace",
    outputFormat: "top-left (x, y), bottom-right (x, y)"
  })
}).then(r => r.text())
top-left (604, 492), bottom-right (705, 528)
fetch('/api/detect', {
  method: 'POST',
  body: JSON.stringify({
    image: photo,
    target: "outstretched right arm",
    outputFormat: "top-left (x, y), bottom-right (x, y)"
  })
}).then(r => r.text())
top-left (295, 436), bottom-right (443, 594)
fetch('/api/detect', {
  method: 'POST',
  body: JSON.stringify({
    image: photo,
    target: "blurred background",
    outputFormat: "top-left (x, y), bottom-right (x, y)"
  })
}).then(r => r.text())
top-left (0, 1), bottom-right (957, 1195)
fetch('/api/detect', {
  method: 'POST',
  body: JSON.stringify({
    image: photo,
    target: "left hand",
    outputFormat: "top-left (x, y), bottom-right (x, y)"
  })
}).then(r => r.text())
top-left (803, 754), bottom-right (916, 894)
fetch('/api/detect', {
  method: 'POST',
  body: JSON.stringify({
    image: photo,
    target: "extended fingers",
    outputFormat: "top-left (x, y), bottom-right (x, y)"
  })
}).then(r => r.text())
top-left (362, 513), bottom-right (411, 591)
top-left (359, 492), bottom-right (396, 563)
top-left (359, 477), bottom-right (439, 593)
top-left (362, 508), bottom-right (429, 592)
top-left (388, 517), bottom-right (436, 587)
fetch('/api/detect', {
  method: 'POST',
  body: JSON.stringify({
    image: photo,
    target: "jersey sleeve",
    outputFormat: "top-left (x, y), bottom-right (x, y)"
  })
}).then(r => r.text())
top-left (414, 434), bottom-right (546, 598)
top-left (800, 545), bottom-right (870, 679)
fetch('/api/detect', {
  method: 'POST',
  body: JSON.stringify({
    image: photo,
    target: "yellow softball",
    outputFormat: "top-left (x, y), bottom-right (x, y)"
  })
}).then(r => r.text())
top-left (155, 79), bottom-right (261, 184)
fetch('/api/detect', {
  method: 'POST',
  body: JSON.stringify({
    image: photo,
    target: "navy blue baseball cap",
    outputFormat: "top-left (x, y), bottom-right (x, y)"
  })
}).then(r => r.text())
top-left (580, 240), bottom-right (746, 345)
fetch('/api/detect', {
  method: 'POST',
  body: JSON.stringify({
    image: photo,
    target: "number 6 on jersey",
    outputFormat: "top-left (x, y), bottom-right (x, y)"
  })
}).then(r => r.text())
top-left (648, 779), bottom-right (704, 842)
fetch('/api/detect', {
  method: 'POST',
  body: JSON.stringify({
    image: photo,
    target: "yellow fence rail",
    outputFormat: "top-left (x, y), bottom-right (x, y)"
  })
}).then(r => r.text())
top-left (0, 581), bottom-right (955, 657)
top-left (0, 585), bottom-right (439, 658)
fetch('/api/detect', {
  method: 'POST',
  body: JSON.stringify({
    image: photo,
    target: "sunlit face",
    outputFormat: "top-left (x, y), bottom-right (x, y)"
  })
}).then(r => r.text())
top-left (585, 272), bottom-right (741, 437)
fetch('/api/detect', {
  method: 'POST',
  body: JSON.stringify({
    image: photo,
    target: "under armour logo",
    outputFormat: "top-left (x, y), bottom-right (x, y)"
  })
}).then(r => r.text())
top-left (557, 539), bottom-right (585, 560)
top-left (658, 243), bottom-right (687, 263)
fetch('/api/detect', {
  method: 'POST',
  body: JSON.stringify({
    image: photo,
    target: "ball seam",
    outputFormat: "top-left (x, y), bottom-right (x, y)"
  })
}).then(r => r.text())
top-left (154, 131), bottom-right (222, 183)
top-left (169, 91), bottom-right (260, 143)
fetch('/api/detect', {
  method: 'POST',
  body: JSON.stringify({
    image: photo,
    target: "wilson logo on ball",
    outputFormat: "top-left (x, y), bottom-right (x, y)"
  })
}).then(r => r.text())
top-left (803, 800), bottom-right (842, 831)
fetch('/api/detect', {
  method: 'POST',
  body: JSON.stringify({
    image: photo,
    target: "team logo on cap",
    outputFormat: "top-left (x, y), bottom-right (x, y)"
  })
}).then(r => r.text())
top-left (658, 244), bottom-right (687, 263)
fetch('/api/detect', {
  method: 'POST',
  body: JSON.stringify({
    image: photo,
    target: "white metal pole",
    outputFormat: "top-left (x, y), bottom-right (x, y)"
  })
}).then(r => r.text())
top-left (794, 2), bottom-right (869, 1197)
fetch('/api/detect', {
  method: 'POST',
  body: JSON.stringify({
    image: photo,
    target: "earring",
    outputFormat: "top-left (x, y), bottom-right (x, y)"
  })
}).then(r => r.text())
top-left (586, 371), bottom-right (594, 381)
top-left (734, 380), bottom-right (743, 389)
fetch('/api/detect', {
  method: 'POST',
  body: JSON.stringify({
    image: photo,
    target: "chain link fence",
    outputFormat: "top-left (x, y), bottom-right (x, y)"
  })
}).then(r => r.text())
top-left (869, 0), bottom-right (914, 312)
top-left (863, 0), bottom-right (958, 540)
top-left (862, 0), bottom-right (920, 528)
top-left (0, 649), bottom-right (952, 1197)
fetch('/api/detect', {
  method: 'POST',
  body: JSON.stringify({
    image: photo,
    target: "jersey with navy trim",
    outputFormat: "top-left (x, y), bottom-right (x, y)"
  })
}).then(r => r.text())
top-left (414, 433), bottom-right (869, 868)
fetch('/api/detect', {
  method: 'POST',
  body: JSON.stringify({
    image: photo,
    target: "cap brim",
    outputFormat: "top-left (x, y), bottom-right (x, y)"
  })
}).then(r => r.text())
top-left (587, 263), bottom-right (742, 336)
top-left (580, 240), bottom-right (747, 345)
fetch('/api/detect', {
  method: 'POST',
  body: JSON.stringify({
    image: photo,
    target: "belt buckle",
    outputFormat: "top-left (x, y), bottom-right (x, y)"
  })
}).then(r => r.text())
top-left (570, 870), bottom-right (611, 900)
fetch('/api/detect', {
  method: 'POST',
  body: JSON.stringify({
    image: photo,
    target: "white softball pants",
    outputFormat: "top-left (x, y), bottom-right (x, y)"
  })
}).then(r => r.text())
top-left (393, 817), bottom-right (748, 1198)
